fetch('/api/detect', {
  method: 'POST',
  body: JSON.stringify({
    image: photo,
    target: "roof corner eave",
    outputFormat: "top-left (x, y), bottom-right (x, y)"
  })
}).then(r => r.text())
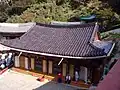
top-left (107, 43), bottom-right (115, 56)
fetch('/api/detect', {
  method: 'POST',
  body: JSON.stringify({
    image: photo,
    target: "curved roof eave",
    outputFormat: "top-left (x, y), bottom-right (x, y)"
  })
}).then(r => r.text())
top-left (4, 45), bottom-right (107, 59)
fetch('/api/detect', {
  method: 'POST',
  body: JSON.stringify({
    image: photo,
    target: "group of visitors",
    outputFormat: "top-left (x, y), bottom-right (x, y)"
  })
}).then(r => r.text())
top-left (0, 52), bottom-right (13, 69)
top-left (57, 70), bottom-right (80, 84)
top-left (57, 72), bottom-right (71, 84)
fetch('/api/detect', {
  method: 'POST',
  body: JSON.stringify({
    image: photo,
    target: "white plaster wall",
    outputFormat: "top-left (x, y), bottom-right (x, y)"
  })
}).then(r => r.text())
top-left (15, 56), bottom-right (20, 67)
top-left (25, 57), bottom-right (29, 69)
top-left (31, 58), bottom-right (34, 70)
top-left (48, 61), bottom-right (52, 74)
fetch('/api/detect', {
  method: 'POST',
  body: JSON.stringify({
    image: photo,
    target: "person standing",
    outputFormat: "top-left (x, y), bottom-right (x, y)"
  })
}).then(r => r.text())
top-left (65, 74), bottom-right (71, 84)
top-left (0, 53), bottom-right (7, 69)
top-left (68, 74), bottom-right (71, 84)
top-left (6, 53), bottom-right (13, 67)
top-left (75, 71), bottom-right (79, 82)
top-left (65, 74), bottom-right (69, 83)
top-left (57, 72), bottom-right (62, 83)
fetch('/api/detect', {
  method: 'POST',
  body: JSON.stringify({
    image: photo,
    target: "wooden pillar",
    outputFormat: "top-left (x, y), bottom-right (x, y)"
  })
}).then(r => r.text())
top-left (31, 58), bottom-right (35, 70)
top-left (92, 68), bottom-right (101, 84)
top-left (25, 57), bottom-right (29, 69)
top-left (19, 56), bottom-right (25, 68)
top-left (69, 64), bottom-right (74, 78)
top-left (62, 63), bottom-right (67, 76)
top-left (15, 56), bottom-right (19, 67)
top-left (43, 60), bottom-right (47, 73)
top-left (48, 61), bottom-right (53, 74)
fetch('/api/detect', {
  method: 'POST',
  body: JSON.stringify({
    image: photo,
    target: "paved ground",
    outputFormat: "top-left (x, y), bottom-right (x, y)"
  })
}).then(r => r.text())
top-left (34, 81), bottom-right (85, 90)
top-left (0, 70), bottom-right (85, 90)
top-left (0, 70), bottom-right (48, 90)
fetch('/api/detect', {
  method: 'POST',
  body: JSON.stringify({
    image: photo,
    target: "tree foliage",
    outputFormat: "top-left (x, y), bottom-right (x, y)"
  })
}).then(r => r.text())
top-left (1, 0), bottom-right (119, 30)
top-left (7, 2), bottom-right (74, 23)
top-left (0, 0), bottom-right (35, 22)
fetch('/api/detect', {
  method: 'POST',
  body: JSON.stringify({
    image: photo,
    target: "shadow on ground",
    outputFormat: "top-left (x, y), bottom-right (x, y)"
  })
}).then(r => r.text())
top-left (34, 81), bottom-right (87, 90)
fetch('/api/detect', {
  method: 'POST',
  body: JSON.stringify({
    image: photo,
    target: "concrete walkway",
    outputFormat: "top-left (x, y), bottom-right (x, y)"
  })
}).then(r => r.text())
top-left (0, 70), bottom-right (49, 90)
top-left (0, 70), bottom-right (85, 90)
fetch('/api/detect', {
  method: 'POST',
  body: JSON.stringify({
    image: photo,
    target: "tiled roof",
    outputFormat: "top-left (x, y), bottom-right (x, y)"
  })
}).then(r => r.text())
top-left (92, 40), bottom-right (113, 54)
top-left (0, 22), bottom-right (35, 33)
top-left (2, 23), bottom-right (107, 57)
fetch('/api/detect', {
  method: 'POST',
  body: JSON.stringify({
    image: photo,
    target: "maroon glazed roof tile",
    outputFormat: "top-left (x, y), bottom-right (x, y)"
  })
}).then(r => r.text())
top-left (96, 60), bottom-right (120, 90)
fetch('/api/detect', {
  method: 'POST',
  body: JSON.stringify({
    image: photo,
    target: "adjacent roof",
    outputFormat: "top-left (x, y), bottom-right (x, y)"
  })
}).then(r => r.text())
top-left (96, 60), bottom-right (120, 90)
top-left (0, 22), bottom-right (35, 33)
top-left (1, 23), bottom-right (113, 58)
top-left (0, 44), bottom-right (10, 51)
top-left (106, 28), bottom-right (120, 34)
top-left (92, 40), bottom-right (113, 54)
top-left (50, 21), bottom-right (84, 25)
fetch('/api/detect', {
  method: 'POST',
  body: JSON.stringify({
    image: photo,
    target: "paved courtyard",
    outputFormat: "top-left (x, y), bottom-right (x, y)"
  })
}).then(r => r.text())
top-left (34, 81), bottom-right (85, 90)
top-left (0, 70), bottom-right (48, 90)
top-left (0, 70), bottom-right (85, 90)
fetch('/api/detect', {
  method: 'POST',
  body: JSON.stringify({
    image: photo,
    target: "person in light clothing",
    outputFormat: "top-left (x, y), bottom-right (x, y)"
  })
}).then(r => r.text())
top-left (65, 74), bottom-right (71, 84)
top-left (75, 71), bottom-right (79, 82)
top-left (0, 53), bottom-right (7, 69)
top-left (6, 53), bottom-right (13, 67)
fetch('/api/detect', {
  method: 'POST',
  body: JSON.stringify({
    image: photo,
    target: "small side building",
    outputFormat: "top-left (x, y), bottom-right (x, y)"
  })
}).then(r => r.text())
top-left (0, 22), bottom-right (35, 42)
top-left (1, 22), bottom-right (115, 84)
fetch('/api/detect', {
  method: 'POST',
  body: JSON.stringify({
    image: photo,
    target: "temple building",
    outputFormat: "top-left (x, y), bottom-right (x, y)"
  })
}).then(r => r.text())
top-left (1, 22), bottom-right (115, 84)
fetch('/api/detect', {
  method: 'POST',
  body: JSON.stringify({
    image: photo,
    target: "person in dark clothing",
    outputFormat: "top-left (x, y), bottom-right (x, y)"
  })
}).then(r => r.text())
top-left (57, 73), bottom-right (62, 83)
top-left (68, 74), bottom-right (71, 84)
top-left (37, 75), bottom-right (45, 82)
top-left (65, 74), bottom-right (71, 84)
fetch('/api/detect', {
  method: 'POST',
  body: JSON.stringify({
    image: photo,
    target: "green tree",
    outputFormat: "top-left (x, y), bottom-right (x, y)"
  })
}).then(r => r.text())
top-left (6, 0), bottom-right (120, 31)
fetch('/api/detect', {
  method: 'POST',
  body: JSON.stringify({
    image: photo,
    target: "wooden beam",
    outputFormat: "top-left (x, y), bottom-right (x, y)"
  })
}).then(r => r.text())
top-left (58, 58), bottom-right (64, 65)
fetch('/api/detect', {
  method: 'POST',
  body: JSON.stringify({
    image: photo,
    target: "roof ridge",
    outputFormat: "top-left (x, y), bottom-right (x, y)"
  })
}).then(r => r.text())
top-left (89, 22), bottom-right (99, 43)
top-left (36, 22), bottom-right (95, 28)
top-left (18, 22), bottom-right (36, 27)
